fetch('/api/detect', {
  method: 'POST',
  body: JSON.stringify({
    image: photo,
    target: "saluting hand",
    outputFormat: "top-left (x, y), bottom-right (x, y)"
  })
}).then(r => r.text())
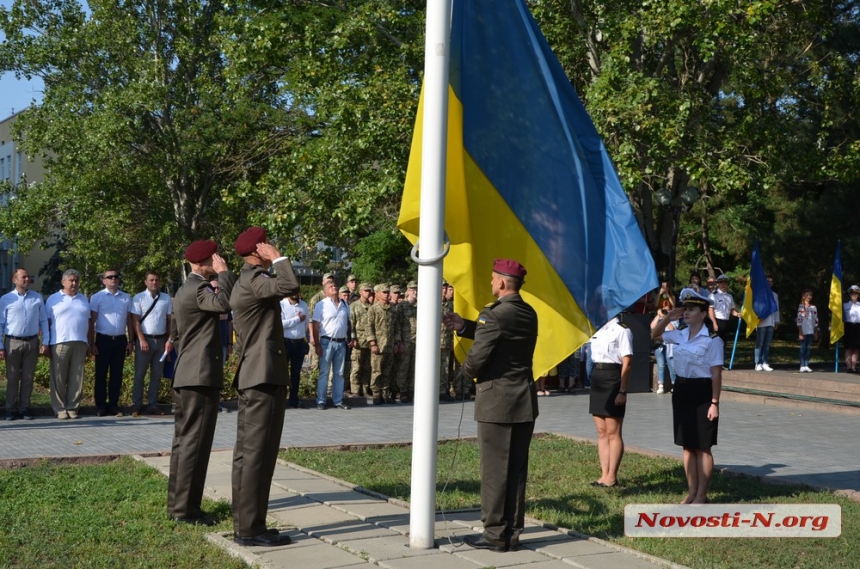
top-left (665, 307), bottom-right (685, 321)
top-left (212, 253), bottom-right (229, 274)
top-left (256, 242), bottom-right (281, 261)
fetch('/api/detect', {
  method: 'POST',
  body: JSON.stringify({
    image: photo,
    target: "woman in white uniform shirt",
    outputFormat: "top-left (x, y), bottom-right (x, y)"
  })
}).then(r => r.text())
top-left (588, 316), bottom-right (632, 487)
top-left (652, 288), bottom-right (723, 504)
top-left (844, 285), bottom-right (860, 373)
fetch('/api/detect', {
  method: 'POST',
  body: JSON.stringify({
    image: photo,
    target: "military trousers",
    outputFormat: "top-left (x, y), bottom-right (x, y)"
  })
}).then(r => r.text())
top-left (477, 420), bottom-right (535, 549)
top-left (350, 347), bottom-right (371, 395)
top-left (370, 351), bottom-right (396, 399)
top-left (396, 343), bottom-right (415, 394)
top-left (168, 385), bottom-right (220, 520)
top-left (439, 348), bottom-right (450, 394)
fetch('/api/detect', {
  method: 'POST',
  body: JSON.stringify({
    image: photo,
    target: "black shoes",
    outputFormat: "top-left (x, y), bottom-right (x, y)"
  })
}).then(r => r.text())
top-left (233, 531), bottom-right (292, 547)
top-left (463, 535), bottom-right (508, 552)
top-left (316, 404), bottom-right (326, 410)
top-left (335, 403), bottom-right (350, 410)
top-left (172, 515), bottom-right (217, 527)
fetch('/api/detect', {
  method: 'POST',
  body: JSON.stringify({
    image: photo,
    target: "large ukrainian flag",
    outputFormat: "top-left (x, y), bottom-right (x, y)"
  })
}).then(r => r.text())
top-left (397, 0), bottom-right (657, 376)
top-left (830, 241), bottom-right (844, 345)
top-left (740, 239), bottom-right (779, 337)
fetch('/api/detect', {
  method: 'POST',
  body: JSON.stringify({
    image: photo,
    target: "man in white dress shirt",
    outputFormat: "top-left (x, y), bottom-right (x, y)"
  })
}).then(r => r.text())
top-left (130, 271), bottom-right (174, 416)
top-left (311, 280), bottom-right (350, 410)
top-left (0, 268), bottom-right (49, 421)
top-left (46, 269), bottom-right (91, 419)
top-left (89, 269), bottom-right (133, 417)
top-left (280, 292), bottom-right (309, 408)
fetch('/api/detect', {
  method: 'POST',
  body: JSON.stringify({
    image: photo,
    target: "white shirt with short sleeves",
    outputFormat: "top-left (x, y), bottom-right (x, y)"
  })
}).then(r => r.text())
top-left (312, 297), bottom-right (349, 339)
top-left (662, 326), bottom-right (724, 378)
top-left (709, 290), bottom-right (735, 320)
top-left (589, 318), bottom-right (633, 364)
top-left (90, 289), bottom-right (131, 336)
top-left (46, 291), bottom-right (91, 345)
top-left (130, 291), bottom-right (173, 336)
top-left (845, 301), bottom-right (860, 324)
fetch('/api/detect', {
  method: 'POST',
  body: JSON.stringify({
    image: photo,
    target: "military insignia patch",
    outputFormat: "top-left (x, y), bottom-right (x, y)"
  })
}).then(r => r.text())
top-left (478, 317), bottom-right (487, 325)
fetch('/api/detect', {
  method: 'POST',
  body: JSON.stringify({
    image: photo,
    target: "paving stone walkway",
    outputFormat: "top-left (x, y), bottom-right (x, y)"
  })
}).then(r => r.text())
top-left (141, 451), bottom-right (682, 569)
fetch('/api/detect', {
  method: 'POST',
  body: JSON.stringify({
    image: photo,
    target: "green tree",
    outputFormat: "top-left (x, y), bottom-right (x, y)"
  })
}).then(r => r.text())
top-left (219, 0), bottom-right (425, 255)
top-left (350, 229), bottom-right (413, 285)
top-left (0, 0), bottom-right (306, 284)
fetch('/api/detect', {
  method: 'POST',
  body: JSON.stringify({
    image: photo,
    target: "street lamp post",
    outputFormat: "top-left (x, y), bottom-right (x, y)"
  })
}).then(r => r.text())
top-left (656, 186), bottom-right (699, 289)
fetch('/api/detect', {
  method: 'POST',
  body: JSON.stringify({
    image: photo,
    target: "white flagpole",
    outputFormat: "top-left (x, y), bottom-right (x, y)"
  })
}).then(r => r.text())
top-left (409, 0), bottom-right (453, 550)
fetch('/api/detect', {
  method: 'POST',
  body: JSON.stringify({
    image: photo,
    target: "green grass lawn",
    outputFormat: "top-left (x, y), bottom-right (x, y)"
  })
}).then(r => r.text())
top-left (0, 457), bottom-right (244, 568)
top-left (283, 435), bottom-right (858, 569)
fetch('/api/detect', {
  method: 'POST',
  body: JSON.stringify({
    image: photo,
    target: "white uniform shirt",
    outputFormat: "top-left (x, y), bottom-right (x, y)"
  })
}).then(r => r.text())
top-left (312, 297), bottom-right (350, 339)
top-left (90, 289), bottom-right (131, 336)
top-left (590, 318), bottom-right (633, 364)
top-left (845, 300), bottom-right (860, 324)
top-left (709, 290), bottom-right (735, 320)
top-left (662, 327), bottom-right (724, 378)
top-left (130, 291), bottom-right (173, 336)
top-left (280, 298), bottom-right (309, 340)
top-left (46, 292), bottom-right (91, 344)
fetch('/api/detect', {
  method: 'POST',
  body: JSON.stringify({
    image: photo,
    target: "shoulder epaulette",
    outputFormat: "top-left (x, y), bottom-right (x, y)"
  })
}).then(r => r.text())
top-left (617, 322), bottom-right (629, 329)
top-left (484, 302), bottom-right (495, 308)
top-left (710, 332), bottom-right (719, 339)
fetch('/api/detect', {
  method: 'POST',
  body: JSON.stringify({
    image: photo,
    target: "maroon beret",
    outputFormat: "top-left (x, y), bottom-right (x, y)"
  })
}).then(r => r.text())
top-left (493, 258), bottom-right (527, 280)
top-left (234, 226), bottom-right (267, 256)
top-left (184, 240), bottom-right (217, 263)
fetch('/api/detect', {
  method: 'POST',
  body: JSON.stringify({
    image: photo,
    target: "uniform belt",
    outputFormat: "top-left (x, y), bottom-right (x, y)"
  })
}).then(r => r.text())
top-left (143, 333), bottom-right (168, 339)
top-left (5, 335), bottom-right (37, 341)
top-left (594, 362), bottom-right (620, 370)
top-left (321, 336), bottom-right (347, 343)
top-left (674, 376), bottom-right (712, 384)
top-left (97, 333), bottom-right (127, 340)
top-left (284, 338), bottom-right (306, 344)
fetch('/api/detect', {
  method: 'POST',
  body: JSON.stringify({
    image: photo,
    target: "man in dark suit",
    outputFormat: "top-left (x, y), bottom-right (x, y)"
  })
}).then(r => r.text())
top-left (230, 227), bottom-right (300, 547)
top-left (168, 240), bottom-right (237, 526)
top-left (443, 259), bottom-right (538, 552)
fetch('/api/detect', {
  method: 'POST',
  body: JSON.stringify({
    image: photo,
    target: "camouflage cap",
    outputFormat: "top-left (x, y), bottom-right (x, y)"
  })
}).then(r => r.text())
top-left (441, 279), bottom-right (449, 287)
top-left (374, 283), bottom-right (390, 293)
top-left (339, 285), bottom-right (349, 293)
top-left (347, 274), bottom-right (358, 281)
top-left (390, 285), bottom-right (402, 294)
top-left (360, 282), bottom-right (373, 291)
top-left (322, 272), bottom-right (334, 281)
top-left (407, 280), bottom-right (418, 289)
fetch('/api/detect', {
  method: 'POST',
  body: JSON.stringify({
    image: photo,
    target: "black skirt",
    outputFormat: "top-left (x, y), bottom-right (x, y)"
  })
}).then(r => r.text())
top-left (845, 322), bottom-right (860, 350)
top-left (589, 367), bottom-right (626, 418)
top-left (672, 378), bottom-right (718, 449)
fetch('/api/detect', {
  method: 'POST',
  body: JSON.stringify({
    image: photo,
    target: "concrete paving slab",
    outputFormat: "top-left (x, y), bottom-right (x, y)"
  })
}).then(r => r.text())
top-left (377, 553), bottom-right (483, 569)
top-left (257, 541), bottom-right (368, 569)
top-left (270, 503), bottom-right (360, 529)
top-left (527, 538), bottom-right (616, 559)
top-left (572, 551), bottom-right (666, 569)
top-left (446, 543), bottom-right (550, 567)
top-left (267, 493), bottom-right (319, 512)
top-left (517, 560), bottom-right (589, 569)
top-left (516, 525), bottom-right (575, 544)
top-left (279, 478), bottom-right (354, 495)
top-left (307, 521), bottom-right (401, 543)
top-left (339, 534), bottom-right (442, 562)
top-left (341, 501), bottom-right (412, 521)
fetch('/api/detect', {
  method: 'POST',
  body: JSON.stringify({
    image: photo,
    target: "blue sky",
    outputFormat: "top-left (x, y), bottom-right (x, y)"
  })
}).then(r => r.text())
top-left (1, 0), bottom-right (45, 119)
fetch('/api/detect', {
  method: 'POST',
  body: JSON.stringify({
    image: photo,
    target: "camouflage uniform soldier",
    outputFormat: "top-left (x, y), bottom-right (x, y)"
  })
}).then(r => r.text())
top-left (346, 274), bottom-right (360, 304)
top-left (367, 283), bottom-right (404, 404)
top-left (440, 281), bottom-right (456, 402)
top-left (349, 283), bottom-right (373, 396)
top-left (395, 281), bottom-right (418, 403)
top-left (446, 283), bottom-right (468, 398)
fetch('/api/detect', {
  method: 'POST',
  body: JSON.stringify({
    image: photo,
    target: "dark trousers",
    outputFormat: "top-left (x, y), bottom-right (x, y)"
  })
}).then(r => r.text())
top-left (716, 319), bottom-right (730, 344)
top-left (232, 384), bottom-right (287, 537)
top-left (284, 340), bottom-right (307, 406)
top-left (477, 420), bottom-right (535, 548)
top-left (94, 334), bottom-right (128, 409)
top-left (168, 386), bottom-right (220, 519)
